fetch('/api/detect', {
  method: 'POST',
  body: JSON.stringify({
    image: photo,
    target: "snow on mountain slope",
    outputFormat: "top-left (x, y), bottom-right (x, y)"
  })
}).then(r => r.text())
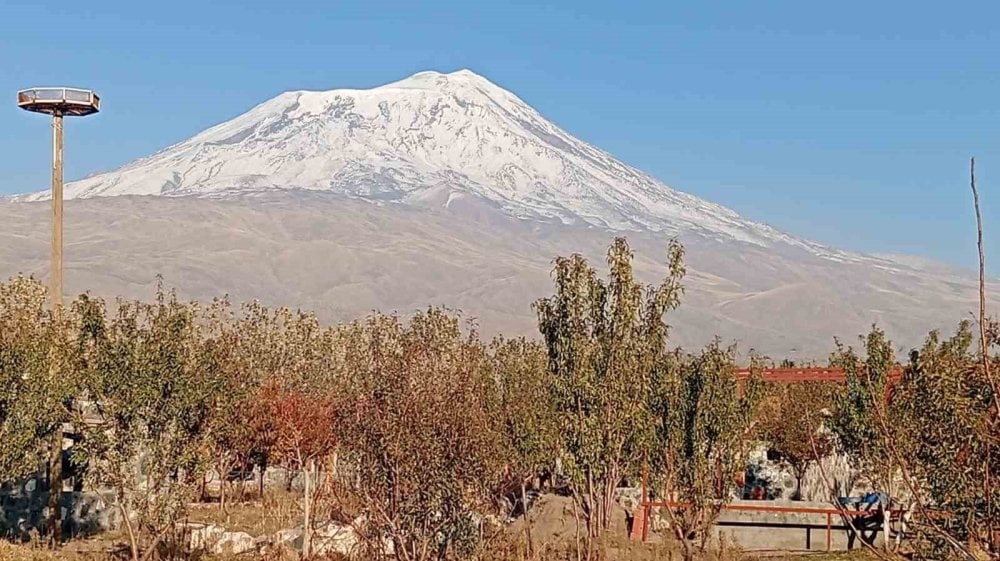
top-left (6, 70), bottom-right (993, 356)
top-left (19, 69), bottom-right (869, 263)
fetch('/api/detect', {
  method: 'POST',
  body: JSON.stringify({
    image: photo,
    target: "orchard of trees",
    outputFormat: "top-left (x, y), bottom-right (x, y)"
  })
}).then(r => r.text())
top-left (0, 237), bottom-right (997, 561)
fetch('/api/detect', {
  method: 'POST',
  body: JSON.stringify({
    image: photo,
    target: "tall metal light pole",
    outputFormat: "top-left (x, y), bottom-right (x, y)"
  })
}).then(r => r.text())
top-left (16, 87), bottom-right (100, 311)
top-left (16, 87), bottom-right (99, 543)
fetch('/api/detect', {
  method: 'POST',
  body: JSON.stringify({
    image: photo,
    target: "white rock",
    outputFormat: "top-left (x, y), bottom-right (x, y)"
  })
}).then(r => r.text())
top-left (214, 531), bottom-right (256, 555)
top-left (311, 521), bottom-right (359, 556)
top-left (187, 523), bottom-right (225, 551)
top-left (273, 527), bottom-right (303, 547)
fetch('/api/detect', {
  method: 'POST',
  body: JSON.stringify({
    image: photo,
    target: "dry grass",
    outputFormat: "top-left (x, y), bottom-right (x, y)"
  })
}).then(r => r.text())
top-left (0, 541), bottom-right (107, 561)
top-left (501, 495), bottom-right (749, 561)
top-left (0, 539), bottom-right (876, 561)
top-left (0, 493), bottom-right (877, 561)
top-left (0, 531), bottom-right (135, 561)
top-left (184, 489), bottom-right (302, 537)
top-left (0, 491), bottom-right (303, 561)
top-left (760, 553), bottom-right (875, 561)
top-left (0, 542), bottom-right (64, 561)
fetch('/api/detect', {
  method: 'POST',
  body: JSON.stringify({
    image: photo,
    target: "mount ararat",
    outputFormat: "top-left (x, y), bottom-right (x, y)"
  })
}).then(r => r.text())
top-left (1, 70), bottom-right (986, 357)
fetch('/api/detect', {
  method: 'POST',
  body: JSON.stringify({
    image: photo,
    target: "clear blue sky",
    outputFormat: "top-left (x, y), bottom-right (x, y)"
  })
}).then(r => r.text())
top-left (2, 0), bottom-right (998, 268)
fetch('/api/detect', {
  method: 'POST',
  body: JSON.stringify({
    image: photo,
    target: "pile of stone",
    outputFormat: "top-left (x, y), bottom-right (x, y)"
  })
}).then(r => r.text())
top-left (743, 446), bottom-right (870, 501)
top-left (183, 518), bottom-right (362, 557)
top-left (0, 481), bottom-right (120, 540)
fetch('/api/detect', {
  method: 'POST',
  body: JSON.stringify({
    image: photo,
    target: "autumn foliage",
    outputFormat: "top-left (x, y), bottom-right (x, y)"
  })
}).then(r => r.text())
top-left (0, 235), bottom-right (997, 561)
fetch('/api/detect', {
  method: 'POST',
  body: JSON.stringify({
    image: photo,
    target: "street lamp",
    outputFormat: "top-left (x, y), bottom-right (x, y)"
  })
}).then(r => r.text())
top-left (16, 87), bottom-right (100, 311)
top-left (16, 87), bottom-right (99, 543)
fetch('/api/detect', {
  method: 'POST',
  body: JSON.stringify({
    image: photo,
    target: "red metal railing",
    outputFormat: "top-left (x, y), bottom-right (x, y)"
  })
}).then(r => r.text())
top-left (733, 366), bottom-right (904, 383)
top-left (630, 366), bottom-right (915, 551)
top-left (633, 499), bottom-right (894, 552)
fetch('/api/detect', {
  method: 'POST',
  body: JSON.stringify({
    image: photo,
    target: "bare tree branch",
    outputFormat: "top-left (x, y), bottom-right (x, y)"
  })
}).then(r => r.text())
top-left (970, 156), bottom-right (1000, 555)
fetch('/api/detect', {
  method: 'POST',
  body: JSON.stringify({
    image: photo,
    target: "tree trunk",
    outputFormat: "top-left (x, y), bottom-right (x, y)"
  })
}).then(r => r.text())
top-left (586, 470), bottom-right (597, 539)
top-left (139, 526), bottom-right (173, 561)
top-left (120, 502), bottom-right (140, 561)
top-left (303, 458), bottom-right (313, 559)
top-left (680, 534), bottom-right (695, 561)
top-left (235, 458), bottom-right (248, 503)
top-left (881, 504), bottom-right (891, 553)
top-left (572, 494), bottom-right (583, 561)
top-left (238, 467), bottom-right (247, 503)
top-left (603, 467), bottom-right (619, 531)
top-left (882, 480), bottom-right (892, 553)
top-left (521, 481), bottom-right (534, 556)
top-left (219, 461), bottom-right (227, 513)
top-left (46, 431), bottom-right (62, 546)
top-left (258, 456), bottom-right (266, 498)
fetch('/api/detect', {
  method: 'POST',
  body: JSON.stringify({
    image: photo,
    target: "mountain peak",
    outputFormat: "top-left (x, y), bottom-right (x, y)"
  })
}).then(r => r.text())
top-left (257, 69), bottom-right (519, 123)
top-left (386, 69), bottom-right (495, 89)
top-left (379, 69), bottom-right (512, 102)
top-left (12, 70), bottom-right (852, 260)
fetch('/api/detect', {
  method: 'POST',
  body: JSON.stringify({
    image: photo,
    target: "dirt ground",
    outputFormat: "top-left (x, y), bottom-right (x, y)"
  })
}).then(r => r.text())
top-left (0, 494), bottom-right (878, 561)
top-left (0, 540), bottom-right (876, 561)
top-left (506, 495), bottom-right (713, 561)
top-left (504, 495), bottom-right (878, 561)
top-left (185, 490), bottom-right (302, 536)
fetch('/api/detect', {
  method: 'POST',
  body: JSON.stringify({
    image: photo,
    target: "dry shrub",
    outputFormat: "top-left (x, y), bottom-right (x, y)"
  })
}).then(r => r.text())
top-left (335, 309), bottom-right (506, 560)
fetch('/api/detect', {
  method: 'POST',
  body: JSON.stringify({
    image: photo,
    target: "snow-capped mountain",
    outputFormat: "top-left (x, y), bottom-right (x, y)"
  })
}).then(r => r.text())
top-left (5, 70), bottom-right (989, 356)
top-left (23, 70), bottom-right (848, 258)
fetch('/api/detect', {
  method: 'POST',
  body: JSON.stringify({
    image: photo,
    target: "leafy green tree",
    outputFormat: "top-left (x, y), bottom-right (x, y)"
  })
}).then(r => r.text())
top-left (891, 322), bottom-right (1000, 558)
top-left (490, 336), bottom-right (559, 554)
top-left (829, 327), bottom-right (897, 496)
top-left (0, 277), bottom-right (75, 486)
top-left (71, 289), bottom-right (217, 561)
top-left (759, 382), bottom-right (837, 500)
top-left (533, 237), bottom-right (685, 548)
top-left (336, 309), bottom-right (505, 561)
top-left (825, 327), bottom-right (909, 557)
top-left (653, 341), bottom-right (761, 561)
top-left (200, 299), bottom-right (280, 509)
